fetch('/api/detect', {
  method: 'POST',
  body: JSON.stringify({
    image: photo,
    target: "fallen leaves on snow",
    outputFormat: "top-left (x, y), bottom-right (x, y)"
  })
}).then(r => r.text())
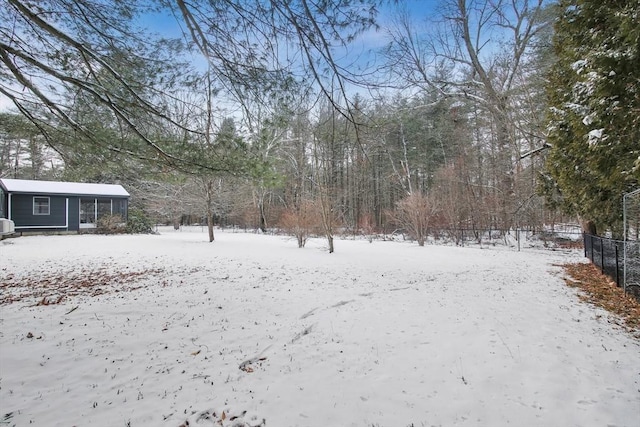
top-left (179, 407), bottom-right (265, 427)
top-left (0, 267), bottom-right (165, 305)
top-left (562, 262), bottom-right (640, 339)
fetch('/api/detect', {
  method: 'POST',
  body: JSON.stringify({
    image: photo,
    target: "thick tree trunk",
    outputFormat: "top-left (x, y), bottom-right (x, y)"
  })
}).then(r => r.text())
top-left (581, 219), bottom-right (597, 236)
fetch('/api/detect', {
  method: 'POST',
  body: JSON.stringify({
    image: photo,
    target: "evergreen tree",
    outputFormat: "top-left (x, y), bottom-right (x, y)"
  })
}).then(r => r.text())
top-left (0, 113), bottom-right (56, 179)
top-left (1, 0), bottom-right (381, 170)
top-left (544, 0), bottom-right (640, 235)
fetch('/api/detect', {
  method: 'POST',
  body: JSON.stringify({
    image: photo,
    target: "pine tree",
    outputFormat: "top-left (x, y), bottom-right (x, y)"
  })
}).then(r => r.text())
top-left (544, 0), bottom-right (640, 236)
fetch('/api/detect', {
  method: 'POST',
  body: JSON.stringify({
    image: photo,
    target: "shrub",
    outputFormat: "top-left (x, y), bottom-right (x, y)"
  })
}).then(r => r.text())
top-left (126, 208), bottom-right (154, 234)
top-left (279, 200), bottom-right (321, 248)
top-left (392, 192), bottom-right (438, 246)
top-left (96, 214), bottom-right (125, 234)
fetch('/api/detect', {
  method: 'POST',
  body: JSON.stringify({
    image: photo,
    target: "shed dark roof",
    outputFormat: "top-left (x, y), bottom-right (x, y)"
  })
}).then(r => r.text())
top-left (0, 178), bottom-right (129, 197)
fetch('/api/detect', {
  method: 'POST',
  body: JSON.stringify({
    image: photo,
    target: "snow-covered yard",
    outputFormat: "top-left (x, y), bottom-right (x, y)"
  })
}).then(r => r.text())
top-left (1, 228), bottom-right (638, 427)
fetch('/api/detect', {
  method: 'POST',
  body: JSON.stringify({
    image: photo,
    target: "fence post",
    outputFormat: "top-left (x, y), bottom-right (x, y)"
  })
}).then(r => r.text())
top-left (583, 232), bottom-right (587, 258)
top-left (600, 237), bottom-right (605, 274)
top-left (615, 244), bottom-right (620, 287)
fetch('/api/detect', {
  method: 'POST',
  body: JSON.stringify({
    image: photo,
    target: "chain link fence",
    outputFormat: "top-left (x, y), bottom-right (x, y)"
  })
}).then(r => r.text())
top-left (584, 234), bottom-right (624, 283)
top-left (584, 233), bottom-right (640, 301)
top-left (623, 189), bottom-right (640, 298)
top-left (624, 240), bottom-right (640, 300)
top-left (581, 189), bottom-right (640, 301)
top-left (400, 227), bottom-right (583, 250)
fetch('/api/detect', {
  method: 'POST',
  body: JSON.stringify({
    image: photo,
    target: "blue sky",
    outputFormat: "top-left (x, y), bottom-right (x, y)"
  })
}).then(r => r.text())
top-left (137, 1), bottom-right (439, 50)
top-left (135, 0), bottom-right (440, 80)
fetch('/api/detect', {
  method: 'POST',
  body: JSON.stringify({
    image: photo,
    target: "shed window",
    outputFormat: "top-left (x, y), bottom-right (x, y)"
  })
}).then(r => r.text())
top-left (33, 196), bottom-right (50, 215)
top-left (113, 199), bottom-right (127, 220)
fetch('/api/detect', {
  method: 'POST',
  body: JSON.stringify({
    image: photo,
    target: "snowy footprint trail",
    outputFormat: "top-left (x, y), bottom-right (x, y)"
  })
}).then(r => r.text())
top-left (1, 228), bottom-right (638, 427)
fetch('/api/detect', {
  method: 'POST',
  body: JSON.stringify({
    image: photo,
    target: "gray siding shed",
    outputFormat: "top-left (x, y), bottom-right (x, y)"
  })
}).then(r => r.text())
top-left (0, 179), bottom-right (129, 233)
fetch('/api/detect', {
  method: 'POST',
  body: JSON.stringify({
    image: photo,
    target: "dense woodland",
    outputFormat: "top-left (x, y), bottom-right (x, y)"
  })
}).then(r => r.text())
top-left (1, 0), bottom-right (638, 247)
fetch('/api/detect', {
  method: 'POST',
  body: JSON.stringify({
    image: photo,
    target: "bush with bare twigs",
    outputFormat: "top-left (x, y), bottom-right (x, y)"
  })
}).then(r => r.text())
top-left (279, 200), bottom-right (321, 248)
top-left (359, 214), bottom-right (376, 243)
top-left (392, 192), bottom-right (438, 246)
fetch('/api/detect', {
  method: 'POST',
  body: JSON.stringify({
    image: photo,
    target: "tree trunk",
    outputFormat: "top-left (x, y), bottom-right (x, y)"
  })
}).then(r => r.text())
top-left (207, 210), bottom-right (215, 242)
top-left (581, 219), bottom-right (597, 236)
top-left (205, 179), bottom-right (215, 242)
top-left (259, 200), bottom-right (267, 233)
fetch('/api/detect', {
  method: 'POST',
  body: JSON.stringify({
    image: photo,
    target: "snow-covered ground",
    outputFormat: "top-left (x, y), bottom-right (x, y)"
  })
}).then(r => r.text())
top-left (1, 227), bottom-right (638, 427)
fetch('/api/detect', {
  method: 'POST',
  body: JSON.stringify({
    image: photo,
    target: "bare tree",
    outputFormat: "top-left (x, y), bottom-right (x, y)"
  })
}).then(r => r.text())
top-left (384, 0), bottom-right (551, 228)
top-left (311, 102), bottom-right (345, 253)
top-left (197, 78), bottom-right (248, 242)
top-left (431, 160), bottom-right (474, 244)
top-left (132, 177), bottom-right (193, 228)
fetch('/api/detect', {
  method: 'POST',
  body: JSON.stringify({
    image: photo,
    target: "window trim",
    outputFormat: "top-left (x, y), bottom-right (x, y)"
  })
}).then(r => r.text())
top-left (33, 196), bottom-right (50, 216)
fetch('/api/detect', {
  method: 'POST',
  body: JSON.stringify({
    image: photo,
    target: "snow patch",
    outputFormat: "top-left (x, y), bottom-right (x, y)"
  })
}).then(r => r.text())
top-left (571, 59), bottom-right (587, 73)
top-left (582, 113), bottom-right (595, 126)
top-left (565, 102), bottom-right (588, 115)
top-left (549, 106), bottom-right (566, 117)
top-left (587, 128), bottom-right (605, 145)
